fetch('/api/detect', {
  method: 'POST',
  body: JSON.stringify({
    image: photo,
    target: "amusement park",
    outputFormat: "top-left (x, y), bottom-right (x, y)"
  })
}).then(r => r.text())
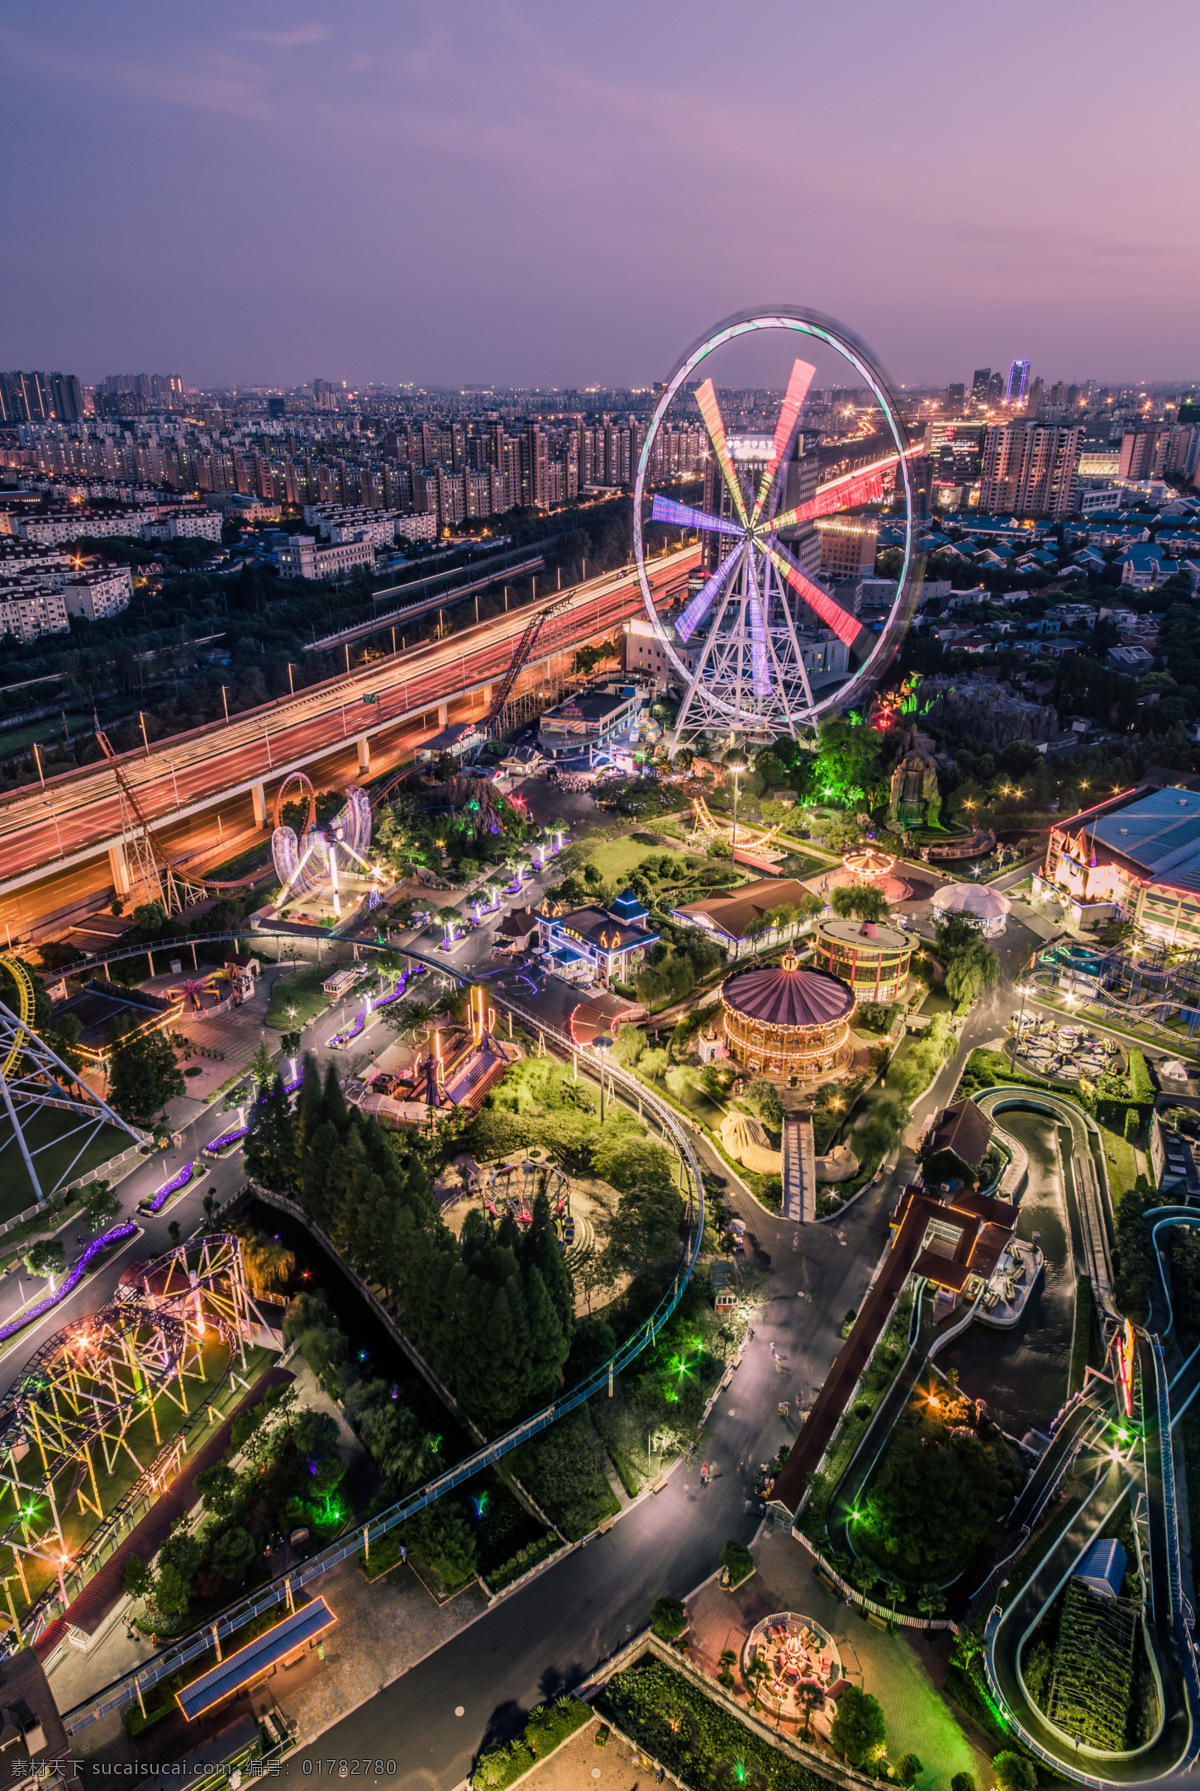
top-left (0, 303), bottom-right (1199, 1791)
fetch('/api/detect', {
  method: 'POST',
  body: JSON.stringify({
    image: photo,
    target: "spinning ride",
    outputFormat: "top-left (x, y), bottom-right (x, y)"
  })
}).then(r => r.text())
top-left (271, 783), bottom-right (377, 919)
top-left (633, 306), bottom-right (922, 751)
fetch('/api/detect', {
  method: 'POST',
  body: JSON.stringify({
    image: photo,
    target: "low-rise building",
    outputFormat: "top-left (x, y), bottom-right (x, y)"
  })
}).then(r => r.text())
top-left (1040, 782), bottom-right (1200, 941)
top-left (670, 876), bottom-right (816, 957)
top-left (277, 533), bottom-right (375, 579)
top-left (537, 680), bottom-right (646, 760)
top-left (811, 916), bottom-right (912, 1003)
top-left (536, 889), bottom-right (657, 987)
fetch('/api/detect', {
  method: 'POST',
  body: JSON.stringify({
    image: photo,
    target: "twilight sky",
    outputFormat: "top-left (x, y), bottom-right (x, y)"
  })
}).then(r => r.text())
top-left (2, 0), bottom-right (1197, 391)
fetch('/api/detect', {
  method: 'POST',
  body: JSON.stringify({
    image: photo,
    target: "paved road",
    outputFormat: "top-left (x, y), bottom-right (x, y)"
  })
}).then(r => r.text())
top-left (286, 1152), bottom-right (899, 1790)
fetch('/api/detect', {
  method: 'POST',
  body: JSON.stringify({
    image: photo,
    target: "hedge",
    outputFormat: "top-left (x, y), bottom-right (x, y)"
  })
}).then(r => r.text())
top-left (471, 1696), bottom-right (592, 1788)
top-left (601, 1655), bottom-right (837, 1790)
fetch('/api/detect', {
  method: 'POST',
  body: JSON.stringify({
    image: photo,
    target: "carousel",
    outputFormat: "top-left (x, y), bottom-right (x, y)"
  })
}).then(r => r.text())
top-left (720, 951), bottom-right (856, 1085)
top-left (823, 844), bottom-right (912, 906)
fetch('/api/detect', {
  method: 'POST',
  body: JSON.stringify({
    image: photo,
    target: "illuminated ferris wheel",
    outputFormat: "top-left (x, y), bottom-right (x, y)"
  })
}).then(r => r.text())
top-left (632, 306), bottom-right (923, 751)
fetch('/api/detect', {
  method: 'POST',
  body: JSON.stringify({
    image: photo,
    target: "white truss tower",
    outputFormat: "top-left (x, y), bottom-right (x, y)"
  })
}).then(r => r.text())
top-left (0, 1000), bottom-right (144, 1204)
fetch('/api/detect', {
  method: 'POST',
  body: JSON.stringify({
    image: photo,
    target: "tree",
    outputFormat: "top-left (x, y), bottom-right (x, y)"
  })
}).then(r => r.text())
top-left (81, 1182), bottom-right (121, 1231)
top-left (991, 1754), bottom-right (1036, 1791)
top-left (248, 1041), bottom-right (274, 1088)
top-left (950, 1776), bottom-right (977, 1791)
top-left (194, 1463), bottom-right (240, 1518)
top-left (719, 1537), bottom-right (754, 1585)
top-left (650, 1594), bottom-right (687, 1641)
top-left (25, 1239), bottom-right (64, 1280)
top-left (210, 1526), bottom-right (256, 1584)
top-left (829, 1684), bottom-right (886, 1766)
top-left (108, 1027), bottom-right (185, 1123)
top-left (742, 1077), bottom-right (782, 1127)
top-left (122, 1555), bottom-right (153, 1601)
top-left (830, 884), bottom-right (888, 924)
top-left (895, 1755), bottom-right (923, 1787)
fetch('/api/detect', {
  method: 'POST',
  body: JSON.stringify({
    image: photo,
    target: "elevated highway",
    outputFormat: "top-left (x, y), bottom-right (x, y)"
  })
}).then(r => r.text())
top-left (0, 547), bottom-right (697, 941)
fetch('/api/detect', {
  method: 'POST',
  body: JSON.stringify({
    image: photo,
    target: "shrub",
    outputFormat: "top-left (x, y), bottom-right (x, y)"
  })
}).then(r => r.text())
top-left (471, 1698), bottom-right (590, 1789)
top-left (650, 1594), bottom-right (687, 1641)
top-left (719, 1538), bottom-right (754, 1585)
top-left (829, 1684), bottom-right (886, 1766)
top-left (992, 1752), bottom-right (1037, 1791)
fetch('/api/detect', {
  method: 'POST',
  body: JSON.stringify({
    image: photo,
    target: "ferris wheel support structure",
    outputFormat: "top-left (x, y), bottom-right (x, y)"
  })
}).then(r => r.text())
top-left (632, 306), bottom-right (924, 754)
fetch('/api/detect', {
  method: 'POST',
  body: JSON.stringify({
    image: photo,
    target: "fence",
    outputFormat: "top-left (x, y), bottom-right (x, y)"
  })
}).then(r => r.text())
top-left (59, 1009), bottom-right (705, 1736)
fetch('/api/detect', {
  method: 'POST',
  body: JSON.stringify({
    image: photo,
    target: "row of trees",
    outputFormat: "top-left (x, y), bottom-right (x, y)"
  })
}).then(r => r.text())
top-left (246, 1056), bottom-right (679, 1434)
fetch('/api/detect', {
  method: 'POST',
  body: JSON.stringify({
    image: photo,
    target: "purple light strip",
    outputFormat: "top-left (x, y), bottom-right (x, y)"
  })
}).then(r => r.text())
top-left (748, 592), bottom-right (771, 698)
top-left (205, 1124), bottom-right (250, 1156)
top-left (147, 1162), bottom-right (196, 1213)
top-left (650, 494), bottom-right (742, 537)
top-left (0, 1223), bottom-right (138, 1344)
top-left (676, 543), bottom-right (743, 643)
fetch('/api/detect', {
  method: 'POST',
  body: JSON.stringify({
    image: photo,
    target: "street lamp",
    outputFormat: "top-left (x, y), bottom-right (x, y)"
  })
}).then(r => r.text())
top-left (1009, 982), bottom-right (1034, 1073)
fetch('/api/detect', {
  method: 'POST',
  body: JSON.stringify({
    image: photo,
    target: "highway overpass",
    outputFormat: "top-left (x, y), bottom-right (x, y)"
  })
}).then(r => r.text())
top-left (0, 547), bottom-right (697, 943)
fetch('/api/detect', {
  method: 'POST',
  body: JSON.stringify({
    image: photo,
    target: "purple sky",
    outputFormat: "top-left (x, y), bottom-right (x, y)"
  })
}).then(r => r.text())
top-left (3, 0), bottom-right (1197, 391)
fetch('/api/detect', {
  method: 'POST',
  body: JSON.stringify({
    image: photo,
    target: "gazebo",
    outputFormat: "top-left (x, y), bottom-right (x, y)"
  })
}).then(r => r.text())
top-left (931, 882), bottom-right (1011, 938)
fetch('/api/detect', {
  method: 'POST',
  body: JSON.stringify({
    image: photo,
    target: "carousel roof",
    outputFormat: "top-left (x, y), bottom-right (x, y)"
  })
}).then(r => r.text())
top-left (722, 957), bottom-right (855, 1030)
top-left (930, 882), bottom-right (1011, 920)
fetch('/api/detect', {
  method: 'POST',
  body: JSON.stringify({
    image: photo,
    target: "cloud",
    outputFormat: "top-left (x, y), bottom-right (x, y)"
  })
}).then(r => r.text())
top-left (239, 23), bottom-right (329, 47)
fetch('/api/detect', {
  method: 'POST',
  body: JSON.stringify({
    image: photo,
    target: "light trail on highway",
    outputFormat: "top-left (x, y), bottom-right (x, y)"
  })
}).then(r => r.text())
top-left (0, 548), bottom-right (696, 914)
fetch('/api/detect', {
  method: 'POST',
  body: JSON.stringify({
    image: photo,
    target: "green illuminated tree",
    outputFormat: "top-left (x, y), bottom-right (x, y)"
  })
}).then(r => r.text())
top-left (650, 1594), bottom-right (686, 1641)
top-left (25, 1239), bottom-right (65, 1280)
top-left (992, 1753), bottom-right (1036, 1791)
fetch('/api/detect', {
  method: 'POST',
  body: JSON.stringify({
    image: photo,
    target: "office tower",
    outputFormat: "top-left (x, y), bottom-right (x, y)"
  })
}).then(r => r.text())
top-left (971, 368), bottom-right (991, 404)
top-left (987, 371), bottom-right (1006, 405)
top-left (946, 383), bottom-right (965, 409)
top-left (1005, 360), bottom-right (1030, 405)
top-left (979, 421), bottom-right (1081, 518)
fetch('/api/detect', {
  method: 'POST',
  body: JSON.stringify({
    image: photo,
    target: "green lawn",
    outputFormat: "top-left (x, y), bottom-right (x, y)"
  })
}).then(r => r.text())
top-left (265, 963), bottom-right (335, 1029)
top-left (1099, 1125), bottom-right (1138, 1203)
top-left (583, 836), bottom-right (673, 885)
top-left (0, 1111), bottom-right (138, 1216)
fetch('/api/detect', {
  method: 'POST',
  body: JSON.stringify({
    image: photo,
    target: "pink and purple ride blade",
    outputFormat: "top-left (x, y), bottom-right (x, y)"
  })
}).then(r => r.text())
top-left (768, 546), bottom-right (862, 650)
top-left (651, 493), bottom-right (743, 537)
top-left (695, 379), bottom-right (749, 525)
top-left (675, 542), bottom-right (744, 643)
top-left (751, 358), bottom-right (816, 524)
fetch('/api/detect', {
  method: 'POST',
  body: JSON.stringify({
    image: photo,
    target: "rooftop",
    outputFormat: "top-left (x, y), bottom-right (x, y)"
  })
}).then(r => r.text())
top-left (722, 959), bottom-right (855, 1030)
top-left (671, 876), bottom-right (815, 942)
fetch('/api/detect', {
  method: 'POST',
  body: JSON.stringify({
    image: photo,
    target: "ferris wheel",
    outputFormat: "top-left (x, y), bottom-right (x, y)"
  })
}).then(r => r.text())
top-left (632, 305), bottom-right (923, 751)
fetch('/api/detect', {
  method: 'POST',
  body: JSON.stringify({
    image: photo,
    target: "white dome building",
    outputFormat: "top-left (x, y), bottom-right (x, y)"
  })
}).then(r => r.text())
top-left (930, 882), bottom-right (1011, 938)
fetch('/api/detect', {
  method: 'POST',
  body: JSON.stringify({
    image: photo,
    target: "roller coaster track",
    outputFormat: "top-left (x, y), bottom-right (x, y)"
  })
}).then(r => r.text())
top-left (94, 732), bottom-right (273, 902)
top-left (0, 955), bottom-right (35, 1080)
top-left (0, 1232), bottom-right (261, 1650)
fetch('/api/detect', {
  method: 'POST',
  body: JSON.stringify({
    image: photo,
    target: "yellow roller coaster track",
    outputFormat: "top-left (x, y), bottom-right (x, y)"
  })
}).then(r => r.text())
top-left (690, 794), bottom-right (786, 855)
top-left (0, 954), bottom-right (35, 1081)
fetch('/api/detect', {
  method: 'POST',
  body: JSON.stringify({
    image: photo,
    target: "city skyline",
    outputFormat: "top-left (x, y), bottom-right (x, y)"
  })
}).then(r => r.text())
top-left (3, 0), bottom-right (1198, 389)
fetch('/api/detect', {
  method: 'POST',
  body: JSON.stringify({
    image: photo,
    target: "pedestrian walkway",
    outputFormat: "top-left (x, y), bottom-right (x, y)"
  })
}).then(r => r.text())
top-left (781, 1111), bottom-right (816, 1223)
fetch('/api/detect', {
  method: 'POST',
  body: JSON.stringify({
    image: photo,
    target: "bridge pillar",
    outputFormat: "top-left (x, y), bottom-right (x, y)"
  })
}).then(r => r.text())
top-left (437, 702), bottom-right (449, 727)
top-left (251, 781), bottom-right (267, 829)
top-left (108, 841), bottom-right (131, 897)
top-left (357, 738), bottom-right (370, 774)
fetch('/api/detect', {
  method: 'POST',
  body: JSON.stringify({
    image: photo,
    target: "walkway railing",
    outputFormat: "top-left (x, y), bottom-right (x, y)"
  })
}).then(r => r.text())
top-left (58, 1007), bottom-right (704, 1736)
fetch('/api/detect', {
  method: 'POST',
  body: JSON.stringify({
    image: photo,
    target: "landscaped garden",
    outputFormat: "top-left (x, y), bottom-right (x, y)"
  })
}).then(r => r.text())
top-left (852, 1380), bottom-right (1021, 1585)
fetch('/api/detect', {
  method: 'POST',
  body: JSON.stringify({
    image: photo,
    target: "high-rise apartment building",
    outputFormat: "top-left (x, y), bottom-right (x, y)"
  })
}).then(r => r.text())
top-left (971, 368), bottom-right (991, 404)
top-left (1118, 428), bottom-right (1169, 481)
top-left (979, 422), bottom-right (1080, 518)
top-left (0, 370), bottom-right (84, 423)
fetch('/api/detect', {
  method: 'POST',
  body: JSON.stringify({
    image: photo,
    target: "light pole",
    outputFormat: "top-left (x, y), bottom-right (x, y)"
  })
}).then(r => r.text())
top-left (724, 746), bottom-right (748, 869)
top-left (1009, 981), bottom-right (1033, 1073)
